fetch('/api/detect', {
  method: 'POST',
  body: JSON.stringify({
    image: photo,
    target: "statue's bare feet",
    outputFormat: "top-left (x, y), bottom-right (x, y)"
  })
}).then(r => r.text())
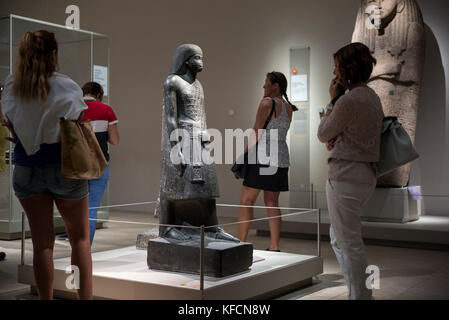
top-left (162, 227), bottom-right (191, 241)
top-left (206, 227), bottom-right (240, 242)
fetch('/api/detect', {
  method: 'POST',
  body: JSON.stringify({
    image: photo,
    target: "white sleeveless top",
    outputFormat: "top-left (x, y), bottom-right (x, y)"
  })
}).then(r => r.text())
top-left (257, 98), bottom-right (291, 168)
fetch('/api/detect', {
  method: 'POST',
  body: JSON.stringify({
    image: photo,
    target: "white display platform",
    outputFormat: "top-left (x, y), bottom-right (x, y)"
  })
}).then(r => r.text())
top-left (255, 211), bottom-right (449, 250)
top-left (18, 246), bottom-right (323, 300)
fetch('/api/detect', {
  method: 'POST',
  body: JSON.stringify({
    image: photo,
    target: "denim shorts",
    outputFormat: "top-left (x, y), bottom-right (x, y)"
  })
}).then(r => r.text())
top-left (13, 164), bottom-right (89, 200)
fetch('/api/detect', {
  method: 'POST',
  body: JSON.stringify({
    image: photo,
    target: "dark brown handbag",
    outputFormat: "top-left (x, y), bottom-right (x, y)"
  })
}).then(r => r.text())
top-left (60, 119), bottom-right (107, 179)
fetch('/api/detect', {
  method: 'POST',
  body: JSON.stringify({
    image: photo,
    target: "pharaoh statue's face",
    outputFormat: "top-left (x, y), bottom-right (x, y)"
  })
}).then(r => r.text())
top-left (186, 54), bottom-right (203, 73)
top-left (377, 0), bottom-right (398, 20)
top-left (364, 0), bottom-right (398, 27)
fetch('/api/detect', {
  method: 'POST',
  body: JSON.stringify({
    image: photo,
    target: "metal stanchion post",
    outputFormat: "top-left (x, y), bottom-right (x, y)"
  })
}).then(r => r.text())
top-left (200, 225), bottom-right (205, 297)
top-left (317, 208), bottom-right (321, 257)
top-left (21, 211), bottom-right (25, 265)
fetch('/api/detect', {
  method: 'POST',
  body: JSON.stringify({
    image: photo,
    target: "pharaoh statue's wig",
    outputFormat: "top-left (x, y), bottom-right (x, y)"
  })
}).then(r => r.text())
top-left (170, 44), bottom-right (202, 75)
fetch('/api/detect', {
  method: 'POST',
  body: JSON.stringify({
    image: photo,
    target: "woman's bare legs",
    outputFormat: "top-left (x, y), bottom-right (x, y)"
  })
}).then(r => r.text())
top-left (19, 193), bottom-right (55, 300)
top-left (264, 191), bottom-right (281, 251)
top-left (237, 186), bottom-right (261, 242)
top-left (55, 196), bottom-right (92, 300)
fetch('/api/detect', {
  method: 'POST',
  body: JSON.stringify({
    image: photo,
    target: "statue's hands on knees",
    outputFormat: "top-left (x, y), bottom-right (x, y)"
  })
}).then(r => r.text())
top-left (372, 62), bottom-right (401, 78)
top-left (175, 150), bottom-right (187, 177)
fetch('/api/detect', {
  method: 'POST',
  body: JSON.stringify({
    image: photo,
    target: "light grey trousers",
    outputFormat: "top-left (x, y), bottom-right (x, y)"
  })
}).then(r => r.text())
top-left (326, 172), bottom-right (376, 300)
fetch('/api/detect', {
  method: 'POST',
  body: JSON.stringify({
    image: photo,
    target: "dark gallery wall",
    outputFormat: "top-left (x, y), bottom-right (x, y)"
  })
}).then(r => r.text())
top-left (0, 0), bottom-right (448, 216)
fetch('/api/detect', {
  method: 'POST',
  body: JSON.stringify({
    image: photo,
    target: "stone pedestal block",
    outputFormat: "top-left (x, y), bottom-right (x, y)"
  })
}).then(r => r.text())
top-left (361, 186), bottom-right (422, 223)
top-left (147, 237), bottom-right (253, 277)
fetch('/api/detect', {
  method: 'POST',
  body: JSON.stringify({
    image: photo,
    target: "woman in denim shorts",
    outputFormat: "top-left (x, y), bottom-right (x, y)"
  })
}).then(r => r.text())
top-left (1, 30), bottom-right (92, 299)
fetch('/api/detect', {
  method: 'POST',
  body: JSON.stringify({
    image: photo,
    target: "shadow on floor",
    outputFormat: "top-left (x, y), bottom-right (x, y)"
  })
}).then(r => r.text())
top-left (273, 273), bottom-right (346, 300)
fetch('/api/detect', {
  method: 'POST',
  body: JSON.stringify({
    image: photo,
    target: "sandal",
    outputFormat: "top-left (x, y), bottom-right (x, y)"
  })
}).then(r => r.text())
top-left (266, 248), bottom-right (280, 252)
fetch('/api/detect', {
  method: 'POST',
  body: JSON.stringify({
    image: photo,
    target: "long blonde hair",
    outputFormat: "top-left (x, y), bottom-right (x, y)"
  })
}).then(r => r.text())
top-left (13, 30), bottom-right (58, 103)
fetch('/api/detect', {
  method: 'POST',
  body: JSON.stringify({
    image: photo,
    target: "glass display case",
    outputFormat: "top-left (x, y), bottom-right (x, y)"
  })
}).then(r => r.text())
top-left (0, 14), bottom-right (110, 239)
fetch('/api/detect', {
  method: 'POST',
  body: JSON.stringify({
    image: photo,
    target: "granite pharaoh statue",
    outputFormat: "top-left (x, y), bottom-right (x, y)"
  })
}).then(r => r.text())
top-left (137, 46), bottom-right (253, 276)
top-left (153, 44), bottom-right (238, 242)
top-left (352, 0), bottom-right (425, 187)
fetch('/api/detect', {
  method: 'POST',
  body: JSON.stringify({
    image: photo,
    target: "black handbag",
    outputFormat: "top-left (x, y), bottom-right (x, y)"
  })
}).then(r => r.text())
top-left (376, 116), bottom-right (419, 177)
top-left (231, 99), bottom-right (276, 179)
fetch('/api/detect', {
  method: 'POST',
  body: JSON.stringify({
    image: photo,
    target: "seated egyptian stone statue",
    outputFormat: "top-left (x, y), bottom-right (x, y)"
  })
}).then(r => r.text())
top-left (155, 44), bottom-right (239, 242)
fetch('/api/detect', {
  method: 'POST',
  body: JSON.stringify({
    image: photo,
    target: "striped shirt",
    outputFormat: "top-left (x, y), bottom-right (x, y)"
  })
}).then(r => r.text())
top-left (83, 97), bottom-right (118, 161)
